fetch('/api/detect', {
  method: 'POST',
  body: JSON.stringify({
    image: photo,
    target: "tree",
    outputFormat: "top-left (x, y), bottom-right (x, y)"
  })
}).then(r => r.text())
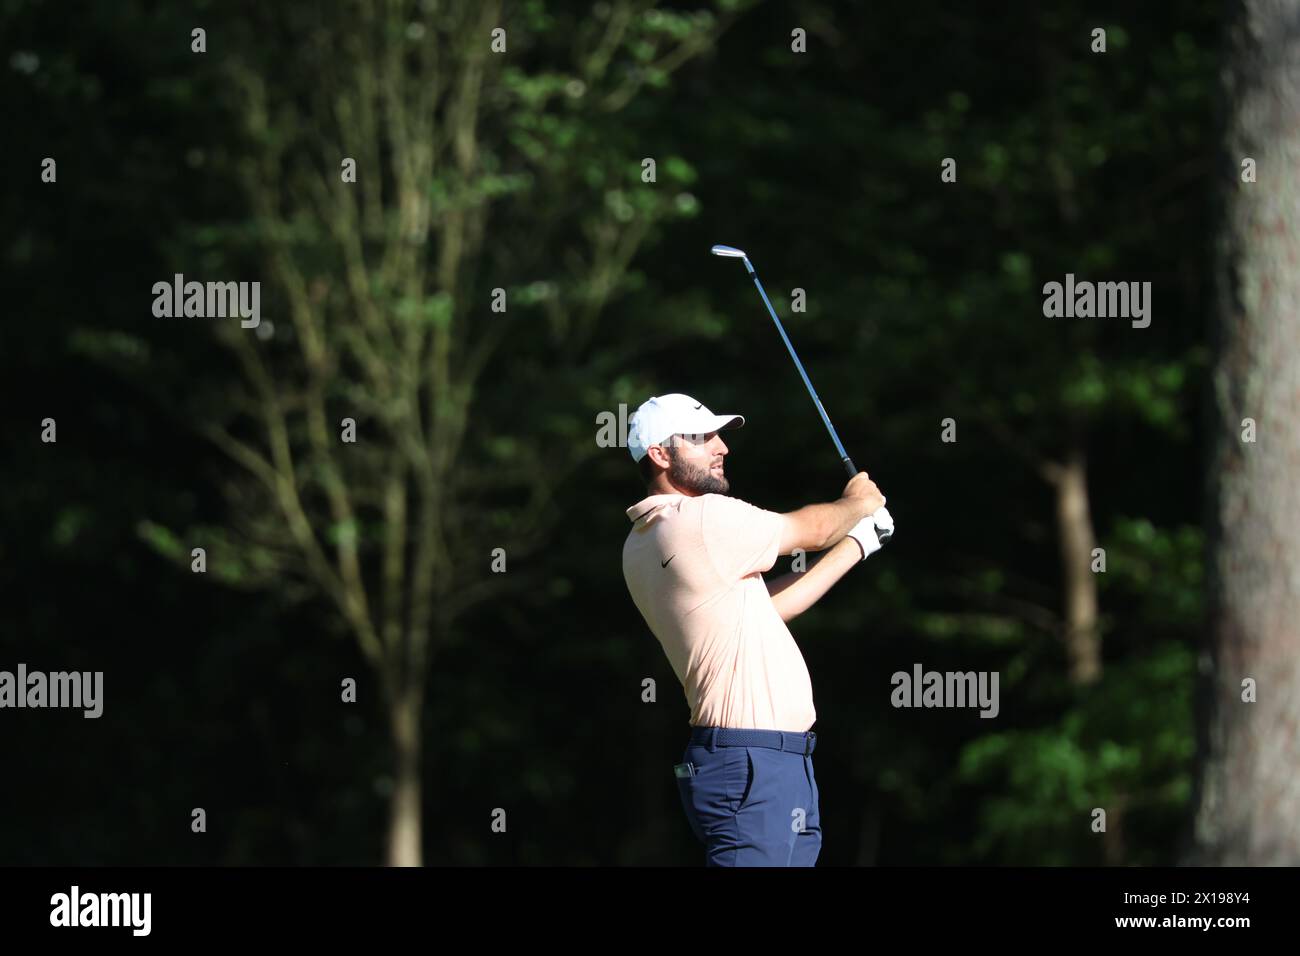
top-left (138, 0), bottom-right (739, 865)
top-left (1191, 0), bottom-right (1300, 866)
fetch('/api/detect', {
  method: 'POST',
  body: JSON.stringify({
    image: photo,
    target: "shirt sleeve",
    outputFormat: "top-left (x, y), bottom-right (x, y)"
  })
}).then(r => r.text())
top-left (701, 494), bottom-right (786, 582)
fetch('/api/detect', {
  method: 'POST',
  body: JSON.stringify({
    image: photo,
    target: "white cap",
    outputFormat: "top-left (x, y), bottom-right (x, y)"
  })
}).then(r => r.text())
top-left (627, 393), bottom-right (745, 463)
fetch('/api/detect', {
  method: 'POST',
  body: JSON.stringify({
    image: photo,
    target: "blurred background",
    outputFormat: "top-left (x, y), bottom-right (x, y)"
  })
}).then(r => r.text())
top-left (4, 0), bottom-right (1293, 866)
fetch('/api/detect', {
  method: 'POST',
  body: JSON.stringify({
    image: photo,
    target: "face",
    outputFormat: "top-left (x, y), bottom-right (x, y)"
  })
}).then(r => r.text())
top-left (660, 430), bottom-right (730, 495)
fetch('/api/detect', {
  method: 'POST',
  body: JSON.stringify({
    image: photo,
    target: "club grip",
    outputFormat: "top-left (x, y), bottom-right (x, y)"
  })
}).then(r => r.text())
top-left (843, 458), bottom-right (893, 543)
top-left (873, 506), bottom-right (894, 543)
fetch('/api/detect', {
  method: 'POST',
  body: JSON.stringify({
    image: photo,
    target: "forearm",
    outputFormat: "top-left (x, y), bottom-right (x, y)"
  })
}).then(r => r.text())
top-left (766, 536), bottom-right (864, 623)
top-left (786, 497), bottom-right (870, 551)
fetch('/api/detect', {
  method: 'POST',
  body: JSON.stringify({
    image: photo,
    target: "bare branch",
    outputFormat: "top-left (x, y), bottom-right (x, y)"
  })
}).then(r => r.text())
top-left (598, 9), bottom-right (735, 113)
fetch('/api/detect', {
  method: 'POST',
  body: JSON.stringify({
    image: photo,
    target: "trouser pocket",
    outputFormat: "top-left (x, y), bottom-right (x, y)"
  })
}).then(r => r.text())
top-left (676, 745), bottom-right (754, 844)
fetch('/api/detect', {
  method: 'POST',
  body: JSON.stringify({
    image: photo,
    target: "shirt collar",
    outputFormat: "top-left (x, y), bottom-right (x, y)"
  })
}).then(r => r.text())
top-left (625, 493), bottom-right (684, 525)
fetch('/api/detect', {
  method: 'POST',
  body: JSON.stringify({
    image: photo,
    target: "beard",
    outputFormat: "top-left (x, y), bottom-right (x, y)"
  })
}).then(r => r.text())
top-left (668, 449), bottom-right (729, 495)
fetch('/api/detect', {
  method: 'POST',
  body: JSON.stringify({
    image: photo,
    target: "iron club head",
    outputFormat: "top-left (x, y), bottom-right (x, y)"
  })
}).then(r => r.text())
top-left (710, 244), bottom-right (748, 258)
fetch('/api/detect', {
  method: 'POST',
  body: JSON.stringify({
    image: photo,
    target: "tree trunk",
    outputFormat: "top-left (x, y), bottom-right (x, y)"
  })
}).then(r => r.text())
top-left (1048, 445), bottom-right (1102, 685)
top-left (1191, 0), bottom-right (1300, 866)
top-left (1102, 792), bottom-right (1128, 866)
top-left (386, 687), bottom-right (423, 867)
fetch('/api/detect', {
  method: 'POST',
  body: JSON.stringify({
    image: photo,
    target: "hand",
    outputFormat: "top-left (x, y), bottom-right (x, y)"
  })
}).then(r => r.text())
top-left (845, 514), bottom-right (884, 561)
top-left (841, 472), bottom-right (885, 519)
top-left (872, 506), bottom-right (895, 540)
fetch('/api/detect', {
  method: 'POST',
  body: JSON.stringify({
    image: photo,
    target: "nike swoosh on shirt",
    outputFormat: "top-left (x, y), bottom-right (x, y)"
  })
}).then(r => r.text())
top-left (662, 555), bottom-right (676, 568)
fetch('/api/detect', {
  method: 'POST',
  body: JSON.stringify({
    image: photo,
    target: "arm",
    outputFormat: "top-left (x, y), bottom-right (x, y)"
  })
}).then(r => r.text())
top-left (765, 536), bottom-right (864, 623)
top-left (777, 473), bottom-right (884, 554)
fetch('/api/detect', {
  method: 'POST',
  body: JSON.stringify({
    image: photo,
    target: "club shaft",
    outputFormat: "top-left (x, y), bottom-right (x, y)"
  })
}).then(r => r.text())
top-left (747, 264), bottom-right (852, 467)
top-left (744, 256), bottom-right (894, 541)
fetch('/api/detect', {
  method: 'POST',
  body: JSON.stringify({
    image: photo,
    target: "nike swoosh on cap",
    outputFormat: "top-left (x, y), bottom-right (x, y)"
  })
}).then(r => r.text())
top-left (662, 555), bottom-right (676, 568)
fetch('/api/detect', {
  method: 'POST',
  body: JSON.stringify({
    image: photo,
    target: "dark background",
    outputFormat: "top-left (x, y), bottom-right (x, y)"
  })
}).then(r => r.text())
top-left (2, 0), bottom-right (1223, 864)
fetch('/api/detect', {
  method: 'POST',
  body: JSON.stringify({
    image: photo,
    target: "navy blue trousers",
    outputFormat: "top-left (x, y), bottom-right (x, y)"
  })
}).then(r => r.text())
top-left (674, 726), bottom-right (822, 867)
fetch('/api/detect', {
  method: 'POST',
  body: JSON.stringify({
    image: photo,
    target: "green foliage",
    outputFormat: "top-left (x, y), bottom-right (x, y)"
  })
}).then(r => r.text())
top-left (958, 643), bottom-right (1195, 864)
top-left (68, 330), bottom-right (151, 365)
top-left (136, 519), bottom-right (187, 563)
top-left (3, 0), bottom-right (1222, 866)
top-left (50, 506), bottom-right (91, 548)
top-left (1103, 519), bottom-right (1204, 625)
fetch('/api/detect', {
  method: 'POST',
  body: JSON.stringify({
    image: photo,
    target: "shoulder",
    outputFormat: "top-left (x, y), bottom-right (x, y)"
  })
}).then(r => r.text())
top-left (699, 493), bottom-right (749, 507)
top-left (700, 493), bottom-right (765, 510)
top-left (698, 493), bottom-right (772, 522)
top-left (697, 492), bottom-right (740, 514)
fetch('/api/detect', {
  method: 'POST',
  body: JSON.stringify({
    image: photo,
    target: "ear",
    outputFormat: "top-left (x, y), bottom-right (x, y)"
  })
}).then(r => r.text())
top-left (646, 444), bottom-right (672, 469)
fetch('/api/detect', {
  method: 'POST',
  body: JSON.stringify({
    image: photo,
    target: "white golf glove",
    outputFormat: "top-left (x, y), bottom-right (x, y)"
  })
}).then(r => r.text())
top-left (846, 509), bottom-right (889, 562)
top-left (872, 506), bottom-right (895, 541)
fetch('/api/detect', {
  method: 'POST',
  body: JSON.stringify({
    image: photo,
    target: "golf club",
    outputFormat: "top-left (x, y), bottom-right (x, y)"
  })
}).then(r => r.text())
top-left (711, 243), bottom-right (894, 542)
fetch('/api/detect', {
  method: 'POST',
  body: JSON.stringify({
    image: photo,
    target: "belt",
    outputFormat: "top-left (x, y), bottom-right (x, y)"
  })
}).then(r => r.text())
top-left (689, 726), bottom-right (817, 756)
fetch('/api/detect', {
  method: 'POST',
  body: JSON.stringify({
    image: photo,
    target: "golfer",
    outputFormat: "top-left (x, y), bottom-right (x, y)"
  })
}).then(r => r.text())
top-left (621, 392), bottom-right (887, 866)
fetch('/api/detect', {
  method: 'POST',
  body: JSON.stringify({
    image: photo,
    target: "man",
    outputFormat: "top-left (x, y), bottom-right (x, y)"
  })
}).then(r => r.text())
top-left (621, 392), bottom-right (888, 867)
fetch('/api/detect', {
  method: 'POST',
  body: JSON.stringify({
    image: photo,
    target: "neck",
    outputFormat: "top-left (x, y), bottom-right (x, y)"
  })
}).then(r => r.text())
top-left (647, 476), bottom-right (695, 497)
